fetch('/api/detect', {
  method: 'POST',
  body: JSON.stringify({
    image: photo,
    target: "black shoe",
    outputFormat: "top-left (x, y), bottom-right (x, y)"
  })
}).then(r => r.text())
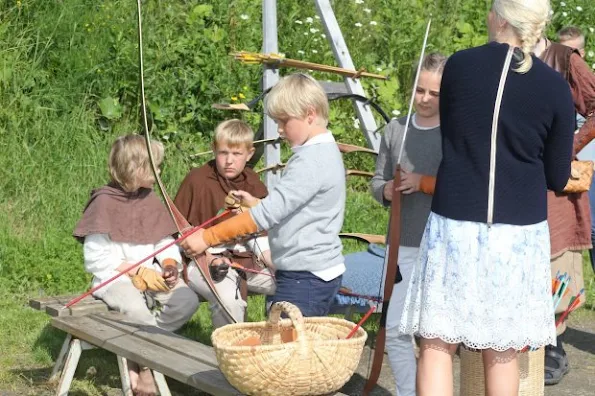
top-left (544, 344), bottom-right (570, 386)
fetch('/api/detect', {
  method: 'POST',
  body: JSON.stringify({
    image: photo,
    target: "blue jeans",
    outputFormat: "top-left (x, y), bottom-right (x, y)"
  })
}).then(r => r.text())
top-left (268, 271), bottom-right (342, 317)
top-left (589, 177), bottom-right (595, 273)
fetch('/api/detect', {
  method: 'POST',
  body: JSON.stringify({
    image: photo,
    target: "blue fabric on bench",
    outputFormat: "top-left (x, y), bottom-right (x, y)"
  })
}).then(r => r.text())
top-left (334, 243), bottom-right (386, 307)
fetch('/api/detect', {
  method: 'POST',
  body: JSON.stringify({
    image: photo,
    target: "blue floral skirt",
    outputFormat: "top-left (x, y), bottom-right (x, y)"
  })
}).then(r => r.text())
top-left (398, 212), bottom-right (556, 351)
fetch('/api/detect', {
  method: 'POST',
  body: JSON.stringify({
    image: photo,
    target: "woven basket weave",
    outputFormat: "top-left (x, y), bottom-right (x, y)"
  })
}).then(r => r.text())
top-left (460, 347), bottom-right (545, 396)
top-left (211, 301), bottom-right (367, 396)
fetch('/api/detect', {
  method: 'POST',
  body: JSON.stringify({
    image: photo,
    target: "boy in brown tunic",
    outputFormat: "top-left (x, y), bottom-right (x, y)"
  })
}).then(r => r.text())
top-left (174, 119), bottom-right (275, 327)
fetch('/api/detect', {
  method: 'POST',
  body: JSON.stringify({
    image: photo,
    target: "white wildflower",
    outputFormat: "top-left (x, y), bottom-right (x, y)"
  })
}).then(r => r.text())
top-left (392, 110), bottom-right (401, 116)
top-left (304, 32), bottom-right (309, 36)
top-left (562, 12), bottom-right (568, 17)
top-left (560, 1), bottom-right (566, 6)
top-left (305, 17), bottom-right (314, 24)
top-left (297, 50), bottom-right (305, 55)
top-left (240, 14), bottom-right (249, 20)
top-left (588, 51), bottom-right (594, 58)
top-left (312, 49), bottom-right (318, 54)
top-left (310, 28), bottom-right (319, 33)
top-left (364, 8), bottom-right (371, 13)
top-left (315, 15), bottom-right (320, 19)
top-left (355, 22), bottom-right (363, 27)
top-left (321, 33), bottom-right (327, 38)
top-left (295, 20), bottom-right (303, 24)
top-left (353, 118), bottom-right (360, 129)
top-left (376, 67), bottom-right (382, 72)
top-left (590, 27), bottom-right (595, 33)
top-left (313, 38), bottom-right (319, 42)
top-left (576, 6), bottom-right (583, 11)
top-left (355, 0), bottom-right (364, 4)
top-left (370, 21), bottom-right (377, 26)
top-left (592, 63), bottom-right (595, 70)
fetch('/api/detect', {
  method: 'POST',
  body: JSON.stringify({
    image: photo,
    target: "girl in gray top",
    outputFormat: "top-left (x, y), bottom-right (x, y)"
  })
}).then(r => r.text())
top-left (370, 53), bottom-right (446, 396)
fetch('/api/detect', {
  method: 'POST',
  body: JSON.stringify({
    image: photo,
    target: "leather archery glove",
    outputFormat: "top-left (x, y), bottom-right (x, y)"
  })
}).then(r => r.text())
top-left (131, 267), bottom-right (169, 292)
top-left (203, 211), bottom-right (258, 246)
top-left (209, 257), bottom-right (230, 283)
top-left (224, 191), bottom-right (258, 213)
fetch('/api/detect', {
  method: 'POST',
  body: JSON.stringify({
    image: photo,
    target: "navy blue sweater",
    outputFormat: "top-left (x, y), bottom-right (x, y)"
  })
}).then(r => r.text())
top-left (432, 42), bottom-right (575, 225)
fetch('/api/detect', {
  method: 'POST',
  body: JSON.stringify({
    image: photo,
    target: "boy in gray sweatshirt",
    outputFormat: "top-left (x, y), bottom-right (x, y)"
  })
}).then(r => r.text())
top-left (181, 73), bottom-right (346, 317)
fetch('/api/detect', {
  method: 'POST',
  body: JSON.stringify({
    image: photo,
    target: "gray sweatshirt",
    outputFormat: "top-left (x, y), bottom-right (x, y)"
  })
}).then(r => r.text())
top-left (250, 132), bottom-right (346, 272)
top-left (370, 116), bottom-right (442, 247)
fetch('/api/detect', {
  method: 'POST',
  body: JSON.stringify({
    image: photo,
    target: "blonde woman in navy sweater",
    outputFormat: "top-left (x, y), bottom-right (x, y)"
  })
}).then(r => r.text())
top-left (398, 1), bottom-right (575, 395)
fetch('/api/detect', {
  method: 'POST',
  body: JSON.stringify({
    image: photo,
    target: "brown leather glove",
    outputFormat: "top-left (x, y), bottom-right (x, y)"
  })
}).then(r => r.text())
top-left (224, 191), bottom-right (260, 213)
top-left (131, 267), bottom-right (169, 292)
top-left (209, 257), bottom-right (231, 283)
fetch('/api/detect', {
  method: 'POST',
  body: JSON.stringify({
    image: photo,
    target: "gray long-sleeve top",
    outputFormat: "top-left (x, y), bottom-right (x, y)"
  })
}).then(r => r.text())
top-left (370, 116), bottom-right (442, 247)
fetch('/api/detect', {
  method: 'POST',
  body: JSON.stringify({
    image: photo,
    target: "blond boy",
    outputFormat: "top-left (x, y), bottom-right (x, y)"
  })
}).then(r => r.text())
top-left (174, 119), bottom-right (275, 327)
top-left (181, 73), bottom-right (346, 317)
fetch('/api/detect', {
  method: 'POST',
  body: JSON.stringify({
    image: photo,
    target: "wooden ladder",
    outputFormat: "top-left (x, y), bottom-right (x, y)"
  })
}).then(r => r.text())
top-left (261, 0), bottom-right (382, 188)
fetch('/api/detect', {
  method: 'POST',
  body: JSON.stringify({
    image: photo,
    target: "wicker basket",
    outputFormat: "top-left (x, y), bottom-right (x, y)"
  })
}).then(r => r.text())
top-left (211, 301), bottom-right (368, 396)
top-left (460, 347), bottom-right (545, 396)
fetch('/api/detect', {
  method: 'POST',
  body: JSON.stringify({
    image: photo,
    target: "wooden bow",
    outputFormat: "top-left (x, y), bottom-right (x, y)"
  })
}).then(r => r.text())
top-left (135, 0), bottom-right (237, 324)
top-left (362, 19), bottom-right (431, 395)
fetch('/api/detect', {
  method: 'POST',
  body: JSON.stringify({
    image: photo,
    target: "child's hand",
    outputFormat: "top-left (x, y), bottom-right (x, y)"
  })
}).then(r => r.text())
top-left (162, 264), bottom-right (179, 287)
top-left (396, 169), bottom-right (422, 195)
top-left (180, 228), bottom-right (208, 258)
top-left (229, 190), bottom-right (260, 208)
top-left (132, 267), bottom-right (169, 292)
top-left (383, 180), bottom-right (394, 201)
top-left (209, 256), bottom-right (231, 282)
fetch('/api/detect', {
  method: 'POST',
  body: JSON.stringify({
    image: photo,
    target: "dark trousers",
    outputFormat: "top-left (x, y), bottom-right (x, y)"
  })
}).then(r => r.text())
top-left (268, 270), bottom-right (342, 317)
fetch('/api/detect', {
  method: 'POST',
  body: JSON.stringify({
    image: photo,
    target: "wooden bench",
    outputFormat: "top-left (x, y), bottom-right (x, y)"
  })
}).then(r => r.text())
top-left (30, 295), bottom-right (350, 396)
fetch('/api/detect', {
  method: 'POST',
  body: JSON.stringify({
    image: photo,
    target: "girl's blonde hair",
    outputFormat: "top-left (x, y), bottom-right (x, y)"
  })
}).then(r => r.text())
top-left (420, 52), bottom-right (448, 74)
top-left (492, 0), bottom-right (551, 74)
top-left (266, 73), bottom-right (329, 127)
top-left (108, 135), bottom-right (163, 192)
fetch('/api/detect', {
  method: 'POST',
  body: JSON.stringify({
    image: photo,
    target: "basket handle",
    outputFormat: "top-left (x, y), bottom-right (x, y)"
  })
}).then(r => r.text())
top-left (264, 301), bottom-right (306, 343)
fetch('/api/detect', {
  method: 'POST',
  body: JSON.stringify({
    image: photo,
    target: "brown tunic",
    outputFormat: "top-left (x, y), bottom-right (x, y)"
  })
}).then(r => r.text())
top-left (173, 160), bottom-right (268, 227)
top-left (73, 183), bottom-right (177, 245)
top-left (174, 161), bottom-right (269, 271)
top-left (540, 43), bottom-right (595, 258)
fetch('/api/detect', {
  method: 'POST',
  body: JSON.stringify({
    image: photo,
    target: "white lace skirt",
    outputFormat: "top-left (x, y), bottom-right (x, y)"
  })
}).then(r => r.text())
top-left (398, 212), bottom-right (556, 351)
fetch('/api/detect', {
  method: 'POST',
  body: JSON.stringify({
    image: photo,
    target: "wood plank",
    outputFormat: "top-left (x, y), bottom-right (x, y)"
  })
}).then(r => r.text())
top-left (45, 302), bottom-right (109, 317)
top-left (51, 314), bottom-right (242, 396)
top-left (92, 313), bottom-right (219, 367)
top-left (29, 295), bottom-right (102, 311)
